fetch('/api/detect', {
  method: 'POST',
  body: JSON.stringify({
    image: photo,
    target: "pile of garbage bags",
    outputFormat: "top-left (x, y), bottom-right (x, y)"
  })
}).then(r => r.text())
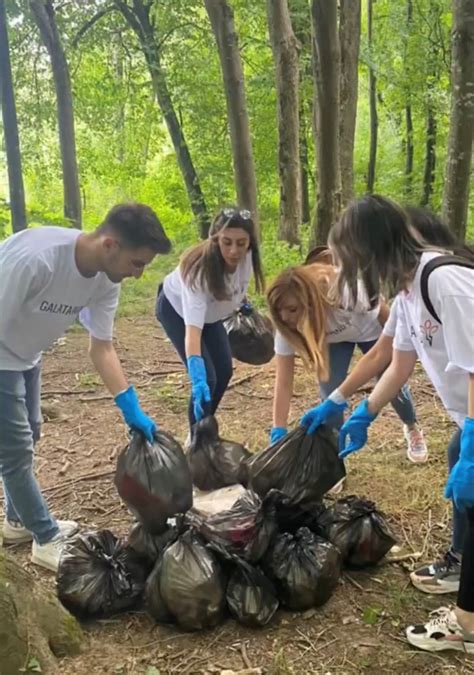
top-left (56, 426), bottom-right (396, 631)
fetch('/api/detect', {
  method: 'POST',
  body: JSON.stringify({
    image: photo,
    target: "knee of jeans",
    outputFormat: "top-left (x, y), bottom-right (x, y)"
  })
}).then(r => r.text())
top-left (1, 449), bottom-right (34, 478)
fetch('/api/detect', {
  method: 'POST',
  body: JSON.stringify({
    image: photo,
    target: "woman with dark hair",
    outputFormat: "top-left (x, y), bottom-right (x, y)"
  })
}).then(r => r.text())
top-left (156, 207), bottom-right (264, 431)
top-left (305, 194), bottom-right (474, 653)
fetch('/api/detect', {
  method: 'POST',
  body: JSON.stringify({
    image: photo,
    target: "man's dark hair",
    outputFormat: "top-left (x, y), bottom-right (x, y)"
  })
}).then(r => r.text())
top-left (97, 203), bottom-right (172, 254)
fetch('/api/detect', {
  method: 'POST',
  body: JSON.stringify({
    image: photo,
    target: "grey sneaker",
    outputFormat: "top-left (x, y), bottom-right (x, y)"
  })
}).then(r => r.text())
top-left (410, 550), bottom-right (461, 594)
top-left (3, 518), bottom-right (79, 545)
top-left (31, 533), bottom-right (69, 572)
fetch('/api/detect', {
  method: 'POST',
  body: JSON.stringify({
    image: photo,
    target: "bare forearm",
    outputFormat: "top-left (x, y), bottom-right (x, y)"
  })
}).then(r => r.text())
top-left (89, 338), bottom-right (128, 397)
top-left (185, 325), bottom-right (202, 357)
top-left (339, 337), bottom-right (392, 399)
top-left (367, 349), bottom-right (417, 415)
top-left (273, 355), bottom-right (295, 427)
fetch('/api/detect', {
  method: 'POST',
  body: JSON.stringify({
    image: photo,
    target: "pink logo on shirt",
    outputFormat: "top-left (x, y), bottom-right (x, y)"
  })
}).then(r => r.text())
top-left (420, 319), bottom-right (439, 347)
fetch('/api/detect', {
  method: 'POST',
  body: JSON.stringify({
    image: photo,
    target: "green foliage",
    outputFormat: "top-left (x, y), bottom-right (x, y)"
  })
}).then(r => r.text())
top-left (1, 0), bottom-right (472, 300)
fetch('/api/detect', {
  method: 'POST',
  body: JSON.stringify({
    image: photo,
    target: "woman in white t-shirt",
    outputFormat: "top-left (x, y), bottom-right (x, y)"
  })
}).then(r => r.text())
top-left (156, 207), bottom-right (263, 431)
top-left (266, 261), bottom-right (427, 463)
top-left (319, 194), bottom-right (474, 654)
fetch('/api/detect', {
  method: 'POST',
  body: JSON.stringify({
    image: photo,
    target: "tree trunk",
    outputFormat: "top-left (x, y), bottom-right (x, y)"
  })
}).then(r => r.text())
top-left (404, 0), bottom-right (414, 198)
top-left (204, 0), bottom-right (259, 232)
top-left (421, 100), bottom-right (437, 207)
top-left (339, 0), bottom-right (361, 205)
top-left (441, 0), bottom-right (474, 240)
top-left (115, 0), bottom-right (210, 237)
top-left (0, 0), bottom-right (27, 233)
top-left (366, 0), bottom-right (378, 194)
top-left (267, 0), bottom-right (301, 244)
top-left (311, 0), bottom-right (341, 245)
top-left (0, 549), bottom-right (83, 674)
top-left (405, 104), bottom-right (414, 195)
top-left (113, 31), bottom-right (125, 164)
top-left (300, 112), bottom-right (310, 224)
top-left (30, 0), bottom-right (82, 229)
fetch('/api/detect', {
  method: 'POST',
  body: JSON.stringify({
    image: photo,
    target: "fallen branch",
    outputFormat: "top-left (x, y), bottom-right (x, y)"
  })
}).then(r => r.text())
top-left (227, 370), bottom-right (263, 390)
top-left (385, 551), bottom-right (422, 563)
top-left (43, 469), bottom-right (114, 494)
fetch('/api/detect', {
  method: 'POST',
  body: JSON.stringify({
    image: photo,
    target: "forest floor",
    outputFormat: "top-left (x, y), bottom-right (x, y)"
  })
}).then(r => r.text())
top-left (3, 315), bottom-right (474, 675)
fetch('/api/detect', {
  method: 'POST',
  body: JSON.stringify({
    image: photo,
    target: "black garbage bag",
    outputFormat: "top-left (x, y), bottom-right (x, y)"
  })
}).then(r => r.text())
top-left (319, 496), bottom-right (396, 568)
top-left (226, 558), bottom-right (279, 627)
top-left (224, 304), bottom-right (274, 365)
top-left (188, 415), bottom-right (251, 491)
top-left (263, 527), bottom-right (342, 611)
top-left (245, 425), bottom-right (345, 505)
top-left (114, 430), bottom-right (193, 534)
top-left (271, 490), bottom-right (327, 535)
top-left (57, 530), bottom-right (147, 618)
top-left (145, 530), bottom-right (226, 631)
top-left (185, 490), bottom-right (277, 563)
top-left (126, 522), bottom-right (178, 571)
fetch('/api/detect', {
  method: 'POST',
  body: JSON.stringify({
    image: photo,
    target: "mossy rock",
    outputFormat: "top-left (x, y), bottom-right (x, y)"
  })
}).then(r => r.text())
top-left (0, 548), bottom-right (84, 675)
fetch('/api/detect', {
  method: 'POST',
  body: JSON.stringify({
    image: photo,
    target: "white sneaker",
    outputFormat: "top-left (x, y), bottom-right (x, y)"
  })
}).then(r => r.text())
top-left (3, 518), bottom-right (79, 545)
top-left (404, 425), bottom-right (428, 463)
top-left (31, 532), bottom-right (73, 573)
top-left (406, 607), bottom-right (474, 653)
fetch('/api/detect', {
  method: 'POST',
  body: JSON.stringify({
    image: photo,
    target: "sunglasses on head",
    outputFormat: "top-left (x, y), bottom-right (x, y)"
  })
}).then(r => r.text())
top-left (222, 207), bottom-right (252, 220)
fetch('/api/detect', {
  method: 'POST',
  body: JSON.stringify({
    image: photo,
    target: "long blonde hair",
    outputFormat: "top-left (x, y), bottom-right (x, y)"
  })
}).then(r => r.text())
top-left (266, 263), bottom-right (336, 381)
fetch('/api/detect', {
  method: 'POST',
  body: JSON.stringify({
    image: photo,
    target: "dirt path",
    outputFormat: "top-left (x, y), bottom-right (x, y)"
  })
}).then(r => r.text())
top-left (3, 317), bottom-right (473, 674)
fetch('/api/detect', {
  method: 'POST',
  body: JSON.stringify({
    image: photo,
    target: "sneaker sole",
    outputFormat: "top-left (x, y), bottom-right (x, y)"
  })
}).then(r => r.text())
top-left (3, 535), bottom-right (33, 546)
top-left (407, 633), bottom-right (474, 653)
top-left (30, 554), bottom-right (59, 573)
top-left (410, 574), bottom-right (460, 595)
top-left (406, 452), bottom-right (429, 464)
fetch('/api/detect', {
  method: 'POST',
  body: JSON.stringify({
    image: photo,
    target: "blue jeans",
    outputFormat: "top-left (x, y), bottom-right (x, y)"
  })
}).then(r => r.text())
top-left (156, 288), bottom-right (233, 429)
top-left (448, 428), bottom-right (466, 555)
top-left (0, 364), bottom-right (59, 544)
top-left (319, 341), bottom-right (417, 430)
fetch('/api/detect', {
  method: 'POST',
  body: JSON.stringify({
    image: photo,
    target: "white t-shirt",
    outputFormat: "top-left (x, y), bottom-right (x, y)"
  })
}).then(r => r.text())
top-left (275, 280), bottom-right (382, 356)
top-left (163, 250), bottom-right (253, 328)
top-left (394, 251), bottom-right (474, 428)
top-left (382, 298), bottom-right (399, 338)
top-left (0, 227), bottom-right (120, 371)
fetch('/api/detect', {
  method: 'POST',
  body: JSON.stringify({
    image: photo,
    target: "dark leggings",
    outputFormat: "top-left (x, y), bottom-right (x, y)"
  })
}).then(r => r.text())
top-left (457, 508), bottom-right (474, 613)
top-left (156, 287), bottom-right (233, 429)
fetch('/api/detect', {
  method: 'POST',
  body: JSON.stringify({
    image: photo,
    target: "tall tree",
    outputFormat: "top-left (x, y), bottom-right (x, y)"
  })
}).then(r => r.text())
top-left (338, 0), bottom-right (361, 205)
top-left (30, 0), bottom-right (82, 229)
top-left (113, 0), bottom-right (210, 237)
top-left (366, 0), bottom-right (378, 194)
top-left (311, 0), bottom-right (341, 244)
top-left (204, 0), bottom-right (259, 230)
top-left (404, 0), bottom-right (414, 198)
top-left (442, 0), bottom-right (473, 239)
top-left (267, 0), bottom-right (301, 244)
top-left (0, 0), bottom-right (27, 232)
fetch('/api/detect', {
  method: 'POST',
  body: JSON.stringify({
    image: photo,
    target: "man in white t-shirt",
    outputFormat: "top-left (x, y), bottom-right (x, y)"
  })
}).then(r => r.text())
top-left (0, 202), bottom-right (171, 572)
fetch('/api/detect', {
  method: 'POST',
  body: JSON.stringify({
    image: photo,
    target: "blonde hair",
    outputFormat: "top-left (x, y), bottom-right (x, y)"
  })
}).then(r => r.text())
top-left (266, 263), bottom-right (337, 381)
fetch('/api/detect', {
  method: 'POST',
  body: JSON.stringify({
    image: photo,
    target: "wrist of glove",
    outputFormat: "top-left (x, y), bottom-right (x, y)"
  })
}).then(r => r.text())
top-left (338, 399), bottom-right (377, 459)
top-left (301, 397), bottom-right (348, 435)
top-left (270, 426), bottom-right (287, 444)
top-left (445, 417), bottom-right (474, 512)
top-left (114, 385), bottom-right (157, 443)
top-left (187, 356), bottom-right (211, 422)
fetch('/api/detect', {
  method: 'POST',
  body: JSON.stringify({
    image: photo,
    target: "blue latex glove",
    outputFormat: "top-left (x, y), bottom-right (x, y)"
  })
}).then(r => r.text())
top-left (339, 399), bottom-right (377, 459)
top-left (270, 426), bottom-right (287, 444)
top-left (301, 399), bottom-right (348, 435)
top-left (187, 355), bottom-right (211, 422)
top-left (445, 417), bottom-right (474, 512)
top-left (114, 385), bottom-right (157, 443)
